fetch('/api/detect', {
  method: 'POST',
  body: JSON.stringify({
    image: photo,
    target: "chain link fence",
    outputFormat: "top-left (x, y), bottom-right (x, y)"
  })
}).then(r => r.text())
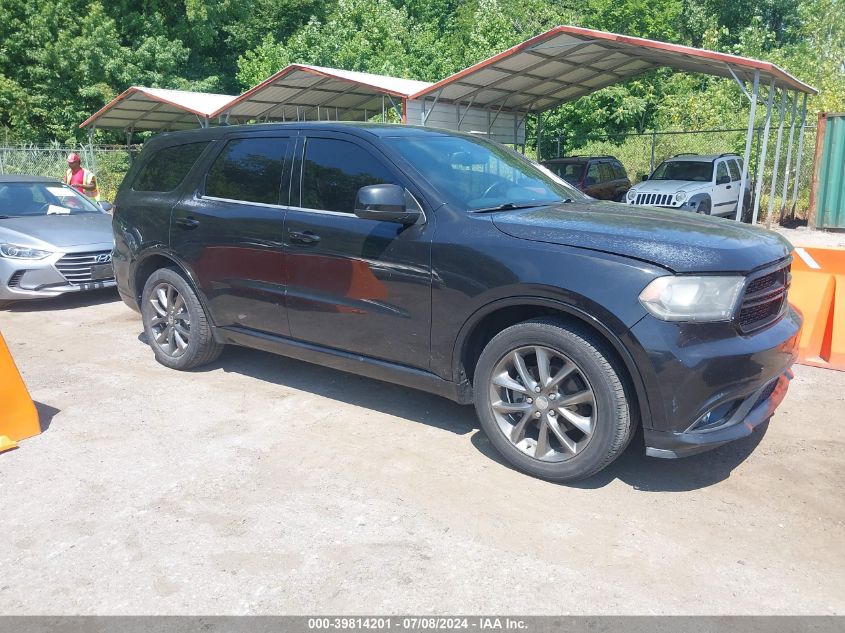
top-left (0, 143), bottom-right (136, 202)
top-left (542, 126), bottom-right (817, 221)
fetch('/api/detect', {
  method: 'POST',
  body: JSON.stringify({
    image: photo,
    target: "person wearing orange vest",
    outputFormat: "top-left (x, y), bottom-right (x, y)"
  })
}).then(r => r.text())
top-left (63, 153), bottom-right (100, 201)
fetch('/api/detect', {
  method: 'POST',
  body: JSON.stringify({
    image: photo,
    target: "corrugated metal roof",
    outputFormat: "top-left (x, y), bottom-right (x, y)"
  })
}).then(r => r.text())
top-left (410, 25), bottom-right (817, 112)
top-left (80, 87), bottom-right (236, 130)
top-left (212, 64), bottom-right (433, 122)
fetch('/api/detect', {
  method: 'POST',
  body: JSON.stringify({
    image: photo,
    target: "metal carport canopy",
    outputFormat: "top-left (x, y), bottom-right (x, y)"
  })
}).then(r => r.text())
top-left (213, 64), bottom-right (433, 123)
top-left (409, 24), bottom-right (816, 112)
top-left (80, 87), bottom-right (236, 131)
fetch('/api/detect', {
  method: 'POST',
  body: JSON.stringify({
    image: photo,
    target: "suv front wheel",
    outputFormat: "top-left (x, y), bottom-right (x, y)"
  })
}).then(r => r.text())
top-left (141, 267), bottom-right (223, 370)
top-left (473, 318), bottom-right (634, 482)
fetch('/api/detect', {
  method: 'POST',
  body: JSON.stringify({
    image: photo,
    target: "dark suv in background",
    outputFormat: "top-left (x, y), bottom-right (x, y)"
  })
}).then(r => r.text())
top-left (113, 123), bottom-right (800, 482)
top-left (541, 155), bottom-right (631, 201)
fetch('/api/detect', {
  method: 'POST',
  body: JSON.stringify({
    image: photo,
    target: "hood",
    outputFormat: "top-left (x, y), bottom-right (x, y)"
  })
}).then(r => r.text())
top-left (490, 200), bottom-right (792, 273)
top-left (0, 213), bottom-right (114, 249)
top-left (630, 179), bottom-right (711, 195)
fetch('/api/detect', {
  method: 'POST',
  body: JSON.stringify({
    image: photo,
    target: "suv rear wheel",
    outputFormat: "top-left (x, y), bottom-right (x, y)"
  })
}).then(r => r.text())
top-left (473, 318), bottom-right (633, 482)
top-left (141, 267), bottom-right (223, 370)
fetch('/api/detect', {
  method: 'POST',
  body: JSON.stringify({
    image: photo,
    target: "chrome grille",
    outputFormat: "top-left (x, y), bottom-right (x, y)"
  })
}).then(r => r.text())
top-left (635, 193), bottom-right (674, 206)
top-left (738, 263), bottom-right (791, 333)
top-left (55, 251), bottom-right (114, 285)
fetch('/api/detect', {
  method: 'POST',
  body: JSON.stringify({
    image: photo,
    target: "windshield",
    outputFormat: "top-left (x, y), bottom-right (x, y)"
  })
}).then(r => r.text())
top-left (544, 161), bottom-right (586, 185)
top-left (0, 182), bottom-right (103, 218)
top-left (383, 135), bottom-right (586, 210)
top-left (650, 160), bottom-right (713, 182)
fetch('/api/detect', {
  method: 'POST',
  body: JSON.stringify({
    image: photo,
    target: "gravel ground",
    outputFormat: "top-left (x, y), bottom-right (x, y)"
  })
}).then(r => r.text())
top-left (773, 225), bottom-right (845, 249)
top-left (1, 289), bottom-right (844, 615)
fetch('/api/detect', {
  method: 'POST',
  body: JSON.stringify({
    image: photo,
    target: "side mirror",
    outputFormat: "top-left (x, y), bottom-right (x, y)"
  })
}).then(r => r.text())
top-left (99, 201), bottom-right (114, 213)
top-left (354, 184), bottom-right (421, 224)
top-left (717, 175), bottom-right (731, 185)
top-left (641, 174), bottom-right (649, 181)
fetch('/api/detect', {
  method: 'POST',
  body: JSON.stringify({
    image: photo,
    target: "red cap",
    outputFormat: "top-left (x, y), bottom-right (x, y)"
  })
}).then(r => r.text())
top-left (66, 153), bottom-right (81, 163)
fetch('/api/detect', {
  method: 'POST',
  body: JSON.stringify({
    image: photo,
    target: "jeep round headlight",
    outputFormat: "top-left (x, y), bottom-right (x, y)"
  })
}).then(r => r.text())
top-left (0, 243), bottom-right (52, 260)
top-left (675, 190), bottom-right (687, 203)
top-left (639, 276), bottom-right (744, 321)
top-left (626, 190), bottom-right (636, 202)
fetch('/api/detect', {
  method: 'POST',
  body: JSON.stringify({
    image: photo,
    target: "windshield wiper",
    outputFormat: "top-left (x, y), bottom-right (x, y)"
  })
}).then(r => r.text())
top-left (472, 200), bottom-right (568, 214)
top-left (0, 215), bottom-right (11, 219)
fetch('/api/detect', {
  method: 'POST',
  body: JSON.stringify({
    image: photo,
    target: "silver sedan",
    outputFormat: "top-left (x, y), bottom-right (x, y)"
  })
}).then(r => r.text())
top-left (0, 175), bottom-right (115, 304)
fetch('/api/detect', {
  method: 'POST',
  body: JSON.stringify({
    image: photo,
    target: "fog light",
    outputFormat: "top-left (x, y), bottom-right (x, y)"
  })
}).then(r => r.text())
top-left (689, 400), bottom-right (741, 432)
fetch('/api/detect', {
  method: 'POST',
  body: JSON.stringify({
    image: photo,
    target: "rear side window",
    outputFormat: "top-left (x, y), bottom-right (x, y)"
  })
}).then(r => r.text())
top-left (728, 159), bottom-right (741, 181)
top-left (598, 162), bottom-right (615, 182)
top-left (133, 142), bottom-right (209, 192)
top-left (613, 161), bottom-right (627, 179)
top-left (301, 138), bottom-right (395, 213)
top-left (585, 162), bottom-right (601, 184)
top-left (205, 137), bottom-right (288, 205)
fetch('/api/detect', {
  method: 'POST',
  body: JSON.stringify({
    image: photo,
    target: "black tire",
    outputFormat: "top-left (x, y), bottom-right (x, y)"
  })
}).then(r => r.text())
top-left (697, 196), bottom-right (711, 215)
top-left (141, 267), bottom-right (223, 370)
top-left (473, 317), bottom-right (634, 482)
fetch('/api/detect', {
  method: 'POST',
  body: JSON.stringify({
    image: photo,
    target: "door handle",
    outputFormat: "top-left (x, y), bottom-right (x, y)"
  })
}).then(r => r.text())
top-left (175, 216), bottom-right (200, 230)
top-left (726, 185), bottom-right (732, 189)
top-left (289, 230), bottom-right (321, 245)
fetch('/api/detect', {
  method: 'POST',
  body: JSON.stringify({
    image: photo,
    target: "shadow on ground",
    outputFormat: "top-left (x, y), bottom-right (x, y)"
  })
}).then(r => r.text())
top-left (2, 288), bottom-right (119, 312)
top-left (192, 345), bottom-right (765, 491)
top-left (34, 401), bottom-right (61, 433)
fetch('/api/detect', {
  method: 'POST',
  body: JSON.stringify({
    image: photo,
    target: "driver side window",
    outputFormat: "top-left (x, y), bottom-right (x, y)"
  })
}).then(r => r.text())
top-left (716, 161), bottom-right (729, 184)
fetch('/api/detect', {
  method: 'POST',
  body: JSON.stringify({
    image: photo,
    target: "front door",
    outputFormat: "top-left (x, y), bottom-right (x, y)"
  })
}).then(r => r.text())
top-left (170, 134), bottom-right (293, 336)
top-left (284, 133), bottom-right (433, 370)
top-left (712, 159), bottom-right (737, 215)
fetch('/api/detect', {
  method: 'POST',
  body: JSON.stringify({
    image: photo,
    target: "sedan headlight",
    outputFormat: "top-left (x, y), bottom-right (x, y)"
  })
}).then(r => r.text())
top-left (0, 243), bottom-right (52, 259)
top-left (639, 276), bottom-right (744, 322)
top-left (675, 190), bottom-right (687, 203)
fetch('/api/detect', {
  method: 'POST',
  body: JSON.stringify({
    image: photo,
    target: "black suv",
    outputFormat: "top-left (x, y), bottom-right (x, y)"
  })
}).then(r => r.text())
top-left (541, 156), bottom-right (631, 201)
top-left (113, 123), bottom-right (800, 482)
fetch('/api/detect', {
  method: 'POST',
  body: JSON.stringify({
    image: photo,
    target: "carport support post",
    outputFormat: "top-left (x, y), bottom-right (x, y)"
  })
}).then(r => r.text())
top-left (765, 90), bottom-right (789, 230)
top-left (778, 92), bottom-right (799, 223)
top-left (789, 94), bottom-right (809, 217)
top-left (752, 82), bottom-right (776, 225)
top-left (736, 70), bottom-right (760, 221)
top-left (536, 111), bottom-right (543, 162)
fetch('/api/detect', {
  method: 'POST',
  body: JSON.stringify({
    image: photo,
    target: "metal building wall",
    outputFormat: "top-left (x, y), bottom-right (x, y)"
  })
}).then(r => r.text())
top-left (810, 113), bottom-right (845, 229)
top-left (405, 99), bottom-right (526, 145)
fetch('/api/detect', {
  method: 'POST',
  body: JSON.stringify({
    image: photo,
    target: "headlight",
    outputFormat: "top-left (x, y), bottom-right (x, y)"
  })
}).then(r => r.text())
top-left (675, 191), bottom-right (687, 203)
top-left (639, 276), bottom-right (744, 321)
top-left (626, 190), bottom-right (636, 202)
top-left (0, 244), bottom-right (52, 259)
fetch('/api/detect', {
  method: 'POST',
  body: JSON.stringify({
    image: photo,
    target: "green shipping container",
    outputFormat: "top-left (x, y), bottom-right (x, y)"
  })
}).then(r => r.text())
top-left (812, 113), bottom-right (845, 229)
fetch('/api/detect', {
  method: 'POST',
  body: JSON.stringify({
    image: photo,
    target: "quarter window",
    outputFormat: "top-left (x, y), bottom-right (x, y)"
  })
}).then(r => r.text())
top-left (133, 142), bottom-right (209, 192)
top-left (301, 138), bottom-right (395, 213)
top-left (205, 137), bottom-right (288, 204)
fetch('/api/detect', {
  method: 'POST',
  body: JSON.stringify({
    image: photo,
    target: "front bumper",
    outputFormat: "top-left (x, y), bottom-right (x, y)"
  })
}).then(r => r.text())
top-left (644, 369), bottom-right (793, 458)
top-left (0, 246), bottom-right (115, 301)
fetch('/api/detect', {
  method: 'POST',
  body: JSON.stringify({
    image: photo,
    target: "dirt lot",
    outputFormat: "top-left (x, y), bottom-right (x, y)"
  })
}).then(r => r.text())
top-left (1, 289), bottom-right (844, 615)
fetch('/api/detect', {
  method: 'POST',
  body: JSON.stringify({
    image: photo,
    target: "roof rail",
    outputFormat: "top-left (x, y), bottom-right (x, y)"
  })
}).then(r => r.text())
top-left (718, 152), bottom-right (739, 158)
top-left (673, 152), bottom-right (697, 157)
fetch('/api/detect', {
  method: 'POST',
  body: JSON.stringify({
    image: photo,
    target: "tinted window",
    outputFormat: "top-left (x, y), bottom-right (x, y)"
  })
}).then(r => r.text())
top-left (612, 161), bottom-right (627, 180)
top-left (585, 163), bottom-right (601, 184)
top-left (598, 163), bottom-right (615, 182)
top-left (205, 137), bottom-right (288, 204)
top-left (301, 138), bottom-right (396, 213)
top-left (728, 159), bottom-right (741, 181)
top-left (546, 162), bottom-right (585, 185)
top-left (716, 161), bottom-right (729, 183)
top-left (134, 142), bottom-right (209, 192)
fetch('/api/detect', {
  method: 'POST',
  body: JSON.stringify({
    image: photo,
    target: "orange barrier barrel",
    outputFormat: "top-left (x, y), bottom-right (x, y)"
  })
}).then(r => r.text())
top-left (788, 246), bottom-right (845, 371)
top-left (0, 331), bottom-right (40, 452)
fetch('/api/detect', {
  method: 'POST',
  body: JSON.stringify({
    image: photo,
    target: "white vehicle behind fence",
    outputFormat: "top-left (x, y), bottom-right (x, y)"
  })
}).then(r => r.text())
top-left (625, 153), bottom-right (751, 219)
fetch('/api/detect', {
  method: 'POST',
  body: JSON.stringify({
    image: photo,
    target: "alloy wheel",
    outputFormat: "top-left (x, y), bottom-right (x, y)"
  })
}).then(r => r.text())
top-left (148, 282), bottom-right (191, 358)
top-left (488, 345), bottom-right (596, 462)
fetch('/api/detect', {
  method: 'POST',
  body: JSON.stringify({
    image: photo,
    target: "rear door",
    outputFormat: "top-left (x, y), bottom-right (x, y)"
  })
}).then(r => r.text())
top-left (283, 132), bottom-right (433, 369)
top-left (170, 133), bottom-right (293, 336)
